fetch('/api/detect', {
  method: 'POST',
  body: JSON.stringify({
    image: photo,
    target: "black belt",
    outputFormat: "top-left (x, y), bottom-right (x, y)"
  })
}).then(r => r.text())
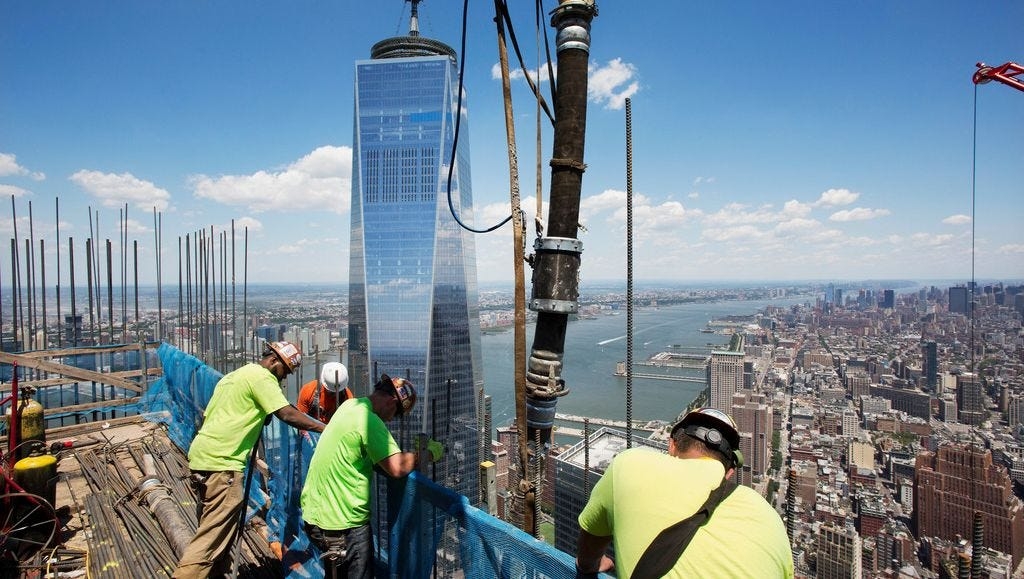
top-left (308, 524), bottom-right (363, 538)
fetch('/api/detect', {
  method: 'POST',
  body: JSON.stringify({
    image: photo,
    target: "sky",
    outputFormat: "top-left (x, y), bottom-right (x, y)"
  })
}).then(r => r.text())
top-left (1, 1), bottom-right (1022, 287)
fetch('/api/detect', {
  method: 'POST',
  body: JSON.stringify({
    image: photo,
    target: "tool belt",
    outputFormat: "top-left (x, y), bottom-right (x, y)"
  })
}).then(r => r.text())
top-left (305, 523), bottom-right (361, 564)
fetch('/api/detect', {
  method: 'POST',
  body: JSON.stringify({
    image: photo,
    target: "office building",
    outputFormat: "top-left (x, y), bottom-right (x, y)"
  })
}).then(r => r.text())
top-left (948, 286), bottom-right (969, 314)
top-left (816, 523), bottom-right (862, 579)
top-left (346, 0), bottom-right (484, 559)
top-left (551, 428), bottom-right (665, 554)
top-left (921, 340), bottom-right (937, 392)
top-left (731, 391), bottom-right (772, 482)
top-left (914, 443), bottom-right (1024, 566)
top-left (956, 373), bottom-right (986, 425)
top-left (709, 346), bottom-right (745, 412)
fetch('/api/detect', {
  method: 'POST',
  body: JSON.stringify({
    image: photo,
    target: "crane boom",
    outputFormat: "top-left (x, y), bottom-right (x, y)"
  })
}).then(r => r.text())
top-left (973, 61), bottom-right (1024, 92)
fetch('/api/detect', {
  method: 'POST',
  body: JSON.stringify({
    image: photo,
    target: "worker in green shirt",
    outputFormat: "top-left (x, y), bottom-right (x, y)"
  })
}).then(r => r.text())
top-left (576, 408), bottom-right (794, 578)
top-left (300, 373), bottom-right (442, 579)
top-left (174, 341), bottom-right (326, 579)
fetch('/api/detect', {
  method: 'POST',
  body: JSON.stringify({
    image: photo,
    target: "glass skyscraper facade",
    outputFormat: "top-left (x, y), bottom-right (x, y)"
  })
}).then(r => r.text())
top-left (347, 15), bottom-right (484, 550)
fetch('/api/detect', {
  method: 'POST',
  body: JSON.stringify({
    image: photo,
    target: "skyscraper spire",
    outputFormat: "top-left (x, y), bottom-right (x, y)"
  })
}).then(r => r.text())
top-left (371, 0), bottom-right (454, 60)
top-left (408, 0), bottom-right (420, 37)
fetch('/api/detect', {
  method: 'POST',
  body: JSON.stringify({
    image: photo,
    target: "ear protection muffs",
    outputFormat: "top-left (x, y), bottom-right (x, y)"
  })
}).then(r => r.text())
top-left (683, 424), bottom-right (744, 469)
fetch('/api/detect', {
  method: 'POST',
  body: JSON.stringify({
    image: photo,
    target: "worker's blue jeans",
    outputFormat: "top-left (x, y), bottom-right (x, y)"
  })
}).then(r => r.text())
top-left (305, 523), bottom-right (371, 579)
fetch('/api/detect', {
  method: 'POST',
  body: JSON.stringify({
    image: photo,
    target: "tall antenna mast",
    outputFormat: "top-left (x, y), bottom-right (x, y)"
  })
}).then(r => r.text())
top-left (408, 0), bottom-right (421, 36)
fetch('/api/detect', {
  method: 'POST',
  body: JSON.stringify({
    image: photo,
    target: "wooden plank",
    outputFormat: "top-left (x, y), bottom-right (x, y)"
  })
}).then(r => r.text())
top-left (0, 351), bottom-right (142, 393)
top-left (13, 343), bottom-right (152, 359)
top-left (45, 397), bottom-right (142, 415)
top-left (0, 367), bottom-right (162, 393)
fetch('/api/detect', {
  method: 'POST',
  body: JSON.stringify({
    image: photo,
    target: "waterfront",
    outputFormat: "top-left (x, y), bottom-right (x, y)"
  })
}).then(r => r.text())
top-left (480, 294), bottom-right (813, 431)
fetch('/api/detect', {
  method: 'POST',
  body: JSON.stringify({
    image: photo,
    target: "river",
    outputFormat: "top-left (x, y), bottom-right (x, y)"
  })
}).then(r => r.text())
top-left (480, 295), bottom-right (812, 429)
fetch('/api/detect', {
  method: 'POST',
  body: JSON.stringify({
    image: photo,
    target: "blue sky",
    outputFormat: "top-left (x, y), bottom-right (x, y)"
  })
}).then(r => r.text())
top-left (1, 1), bottom-right (1021, 286)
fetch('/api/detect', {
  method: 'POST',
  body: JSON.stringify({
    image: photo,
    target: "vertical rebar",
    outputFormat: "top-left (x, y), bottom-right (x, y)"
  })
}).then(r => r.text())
top-left (9, 239), bottom-right (17, 350)
top-left (106, 240), bottom-right (114, 344)
top-left (583, 417), bottom-right (590, 493)
top-left (133, 240), bottom-right (139, 331)
top-left (23, 239), bottom-right (32, 349)
top-left (28, 201), bottom-right (37, 350)
top-left (40, 239), bottom-right (46, 348)
top-left (69, 237), bottom-right (77, 347)
top-left (85, 238), bottom-right (95, 344)
top-left (55, 198), bottom-right (61, 346)
top-left (625, 97), bottom-right (634, 448)
top-left (231, 220), bottom-right (237, 363)
top-left (243, 227), bottom-right (249, 361)
top-left (177, 237), bottom-right (184, 350)
top-left (155, 208), bottom-right (163, 342)
top-left (10, 197), bottom-right (22, 350)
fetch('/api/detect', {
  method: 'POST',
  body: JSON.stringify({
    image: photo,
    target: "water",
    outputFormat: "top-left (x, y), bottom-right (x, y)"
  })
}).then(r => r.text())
top-left (481, 296), bottom-right (811, 429)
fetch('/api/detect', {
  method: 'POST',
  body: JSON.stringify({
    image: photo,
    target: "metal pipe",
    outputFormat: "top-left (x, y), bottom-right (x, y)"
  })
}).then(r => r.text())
top-left (519, 0), bottom-right (596, 536)
top-left (137, 454), bottom-right (194, 556)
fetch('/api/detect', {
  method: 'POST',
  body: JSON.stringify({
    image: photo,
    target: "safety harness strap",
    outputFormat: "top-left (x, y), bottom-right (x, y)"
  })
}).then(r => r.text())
top-left (631, 476), bottom-right (738, 579)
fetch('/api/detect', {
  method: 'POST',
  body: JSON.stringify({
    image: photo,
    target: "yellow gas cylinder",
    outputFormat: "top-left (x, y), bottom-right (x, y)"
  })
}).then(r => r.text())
top-left (13, 453), bottom-right (58, 507)
top-left (17, 395), bottom-right (46, 459)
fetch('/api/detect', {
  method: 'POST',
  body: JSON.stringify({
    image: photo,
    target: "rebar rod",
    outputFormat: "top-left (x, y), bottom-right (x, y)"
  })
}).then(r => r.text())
top-left (28, 201), bottom-right (37, 351)
top-left (106, 239), bottom-right (114, 344)
top-left (55, 198), bottom-right (62, 347)
top-left (625, 97), bottom-right (634, 448)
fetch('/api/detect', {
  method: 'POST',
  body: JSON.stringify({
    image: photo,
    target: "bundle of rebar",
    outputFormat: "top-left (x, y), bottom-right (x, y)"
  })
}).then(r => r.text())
top-left (72, 435), bottom-right (282, 577)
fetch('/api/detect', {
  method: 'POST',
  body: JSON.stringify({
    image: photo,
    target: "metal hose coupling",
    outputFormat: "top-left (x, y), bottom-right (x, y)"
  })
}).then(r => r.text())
top-left (529, 237), bottom-right (582, 314)
top-left (551, 0), bottom-right (598, 54)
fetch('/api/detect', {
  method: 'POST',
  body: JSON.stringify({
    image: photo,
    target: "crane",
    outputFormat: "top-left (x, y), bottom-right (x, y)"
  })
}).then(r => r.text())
top-left (973, 61), bottom-right (1024, 92)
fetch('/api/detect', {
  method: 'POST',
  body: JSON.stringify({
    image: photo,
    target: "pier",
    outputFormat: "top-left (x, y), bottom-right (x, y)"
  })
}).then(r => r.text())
top-left (554, 413), bottom-right (666, 432)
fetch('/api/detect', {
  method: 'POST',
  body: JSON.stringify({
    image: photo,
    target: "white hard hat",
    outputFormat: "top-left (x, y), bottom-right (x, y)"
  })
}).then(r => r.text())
top-left (320, 362), bottom-right (349, 392)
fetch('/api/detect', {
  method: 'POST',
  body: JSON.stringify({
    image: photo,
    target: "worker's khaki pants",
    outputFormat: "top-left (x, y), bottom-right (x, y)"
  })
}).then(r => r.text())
top-left (173, 471), bottom-right (243, 579)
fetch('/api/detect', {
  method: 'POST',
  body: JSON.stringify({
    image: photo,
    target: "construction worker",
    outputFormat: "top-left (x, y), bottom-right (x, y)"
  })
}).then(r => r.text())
top-left (575, 408), bottom-right (794, 578)
top-left (173, 341), bottom-right (326, 579)
top-left (297, 362), bottom-right (353, 424)
top-left (300, 373), bottom-right (443, 579)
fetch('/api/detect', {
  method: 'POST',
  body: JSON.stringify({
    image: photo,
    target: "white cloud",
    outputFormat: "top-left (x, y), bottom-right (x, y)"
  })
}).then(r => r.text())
top-left (190, 145), bottom-right (351, 214)
top-left (910, 233), bottom-right (954, 246)
top-left (693, 176), bottom-right (715, 186)
top-left (688, 192), bottom-right (699, 199)
top-left (702, 224), bottom-right (767, 242)
top-left (0, 153), bottom-right (45, 180)
top-left (615, 200), bottom-right (698, 233)
top-left (814, 188), bottom-right (859, 207)
top-left (0, 184), bottom-right (31, 197)
top-left (490, 62), bottom-right (553, 83)
top-left (234, 216), bottom-right (264, 233)
top-left (588, 58), bottom-right (639, 110)
top-left (704, 203), bottom-right (778, 226)
top-left (581, 188), bottom-right (630, 215)
top-left (124, 218), bottom-right (150, 234)
top-left (69, 170), bottom-right (171, 212)
top-left (996, 244), bottom-right (1024, 254)
top-left (942, 214), bottom-right (971, 225)
top-left (773, 217), bottom-right (820, 235)
top-left (781, 199), bottom-right (812, 218)
top-left (828, 207), bottom-right (891, 222)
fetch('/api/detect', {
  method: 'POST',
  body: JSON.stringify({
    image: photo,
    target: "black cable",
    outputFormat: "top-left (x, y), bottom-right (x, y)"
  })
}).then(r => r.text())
top-left (443, 0), bottom-right (511, 234)
top-left (445, 0), bottom-right (557, 234)
top-left (499, 0), bottom-right (555, 124)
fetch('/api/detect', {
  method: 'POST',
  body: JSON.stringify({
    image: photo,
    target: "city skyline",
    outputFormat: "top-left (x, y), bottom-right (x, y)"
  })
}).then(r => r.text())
top-left (1, 1), bottom-right (1022, 286)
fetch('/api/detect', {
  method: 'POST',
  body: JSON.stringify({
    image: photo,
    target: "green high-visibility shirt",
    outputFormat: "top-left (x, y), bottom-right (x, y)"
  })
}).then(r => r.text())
top-left (578, 448), bottom-right (794, 578)
top-left (301, 397), bottom-right (401, 530)
top-left (187, 363), bottom-right (290, 472)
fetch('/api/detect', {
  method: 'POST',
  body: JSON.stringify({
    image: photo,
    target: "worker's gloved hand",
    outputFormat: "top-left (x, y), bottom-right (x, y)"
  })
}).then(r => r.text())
top-left (420, 439), bottom-right (444, 462)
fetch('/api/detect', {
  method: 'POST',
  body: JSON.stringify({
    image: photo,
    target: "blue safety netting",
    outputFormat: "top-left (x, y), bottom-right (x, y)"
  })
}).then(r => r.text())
top-left (142, 342), bottom-right (596, 579)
